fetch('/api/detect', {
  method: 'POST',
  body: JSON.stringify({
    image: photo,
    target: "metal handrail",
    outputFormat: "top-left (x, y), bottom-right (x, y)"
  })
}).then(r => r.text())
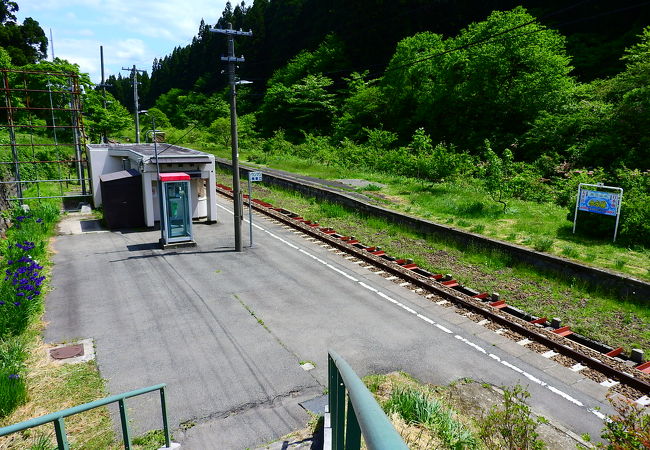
top-left (328, 350), bottom-right (407, 450)
top-left (0, 383), bottom-right (171, 450)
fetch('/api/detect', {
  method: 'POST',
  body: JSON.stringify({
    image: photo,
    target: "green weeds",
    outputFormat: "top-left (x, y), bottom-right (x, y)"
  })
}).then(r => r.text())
top-left (384, 387), bottom-right (478, 449)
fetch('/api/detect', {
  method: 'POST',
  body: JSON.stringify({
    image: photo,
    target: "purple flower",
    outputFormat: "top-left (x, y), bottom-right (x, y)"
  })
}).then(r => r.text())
top-left (0, 301), bottom-right (5, 306)
top-left (13, 301), bottom-right (20, 306)
top-left (7, 260), bottom-right (13, 265)
top-left (8, 374), bottom-right (19, 380)
top-left (36, 218), bottom-right (43, 223)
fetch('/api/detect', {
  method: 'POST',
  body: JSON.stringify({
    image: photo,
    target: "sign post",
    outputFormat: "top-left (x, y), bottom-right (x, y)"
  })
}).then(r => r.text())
top-left (247, 171), bottom-right (263, 247)
top-left (573, 183), bottom-right (623, 242)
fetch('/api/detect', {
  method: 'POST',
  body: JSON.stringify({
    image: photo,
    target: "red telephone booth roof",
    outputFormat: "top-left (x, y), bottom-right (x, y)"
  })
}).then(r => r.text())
top-left (159, 172), bottom-right (190, 182)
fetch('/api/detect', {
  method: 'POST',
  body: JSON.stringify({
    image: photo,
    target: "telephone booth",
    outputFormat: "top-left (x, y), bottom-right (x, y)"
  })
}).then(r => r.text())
top-left (159, 173), bottom-right (193, 245)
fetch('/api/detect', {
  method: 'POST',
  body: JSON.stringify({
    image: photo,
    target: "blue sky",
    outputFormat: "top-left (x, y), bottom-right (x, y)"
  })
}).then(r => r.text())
top-left (17, 1), bottom-right (229, 84)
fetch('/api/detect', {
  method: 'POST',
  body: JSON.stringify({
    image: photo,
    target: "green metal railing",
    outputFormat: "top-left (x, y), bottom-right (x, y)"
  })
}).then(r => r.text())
top-left (328, 350), bottom-right (407, 450)
top-left (0, 383), bottom-right (171, 450)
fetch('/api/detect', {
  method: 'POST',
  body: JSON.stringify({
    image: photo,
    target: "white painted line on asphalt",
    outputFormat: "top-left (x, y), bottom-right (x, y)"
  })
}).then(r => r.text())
top-left (217, 203), bottom-right (604, 422)
top-left (455, 335), bottom-right (487, 354)
top-left (417, 314), bottom-right (435, 325)
top-left (590, 409), bottom-right (607, 420)
top-left (358, 282), bottom-right (378, 293)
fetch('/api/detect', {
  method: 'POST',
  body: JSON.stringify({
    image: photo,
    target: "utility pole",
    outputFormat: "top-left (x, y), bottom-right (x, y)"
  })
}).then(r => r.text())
top-left (49, 29), bottom-right (55, 61)
top-left (98, 46), bottom-right (112, 143)
top-left (121, 65), bottom-right (146, 143)
top-left (211, 23), bottom-right (252, 252)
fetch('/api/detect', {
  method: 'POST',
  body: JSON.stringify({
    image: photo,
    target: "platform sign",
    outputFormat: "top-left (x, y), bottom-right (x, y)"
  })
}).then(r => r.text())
top-left (573, 183), bottom-right (623, 242)
top-left (578, 189), bottom-right (620, 216)
top-left (247, 172), bottom-right (262, 247)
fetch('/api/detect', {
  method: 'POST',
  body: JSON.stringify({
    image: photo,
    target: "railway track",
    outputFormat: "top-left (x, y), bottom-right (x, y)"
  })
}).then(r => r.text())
top-left (216, 184), bottom-right (650, 404)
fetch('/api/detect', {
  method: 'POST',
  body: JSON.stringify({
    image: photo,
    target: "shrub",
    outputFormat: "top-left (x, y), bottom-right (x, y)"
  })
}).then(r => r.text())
top-left (478, 385), bottom-right (546, 450)
top-left (533, 237), bottom-right (554, 252)
top-left (599, 395), bottom-right (650, 449)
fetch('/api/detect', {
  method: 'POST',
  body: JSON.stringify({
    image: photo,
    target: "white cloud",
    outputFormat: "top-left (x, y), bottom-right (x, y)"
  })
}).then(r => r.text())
top-left (115, 39), bottom-right (146, 60)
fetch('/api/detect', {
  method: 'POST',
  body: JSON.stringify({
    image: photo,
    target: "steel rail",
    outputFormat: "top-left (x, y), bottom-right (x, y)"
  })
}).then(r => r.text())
top-left (218, 186), bottom-right (650, 395)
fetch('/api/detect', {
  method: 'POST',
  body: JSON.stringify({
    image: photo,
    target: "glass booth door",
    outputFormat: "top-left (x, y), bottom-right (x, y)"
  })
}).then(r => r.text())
top-left (161, 179), bottom-right (192, 243)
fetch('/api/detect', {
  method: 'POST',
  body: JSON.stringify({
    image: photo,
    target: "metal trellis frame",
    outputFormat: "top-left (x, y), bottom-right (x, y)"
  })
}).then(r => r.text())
top-left (0, 68), bottom-right (91, 205)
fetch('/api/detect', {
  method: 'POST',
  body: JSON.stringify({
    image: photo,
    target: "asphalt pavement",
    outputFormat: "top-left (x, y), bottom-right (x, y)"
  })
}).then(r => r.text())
top-left (45, 196), bottom-right (614, 448)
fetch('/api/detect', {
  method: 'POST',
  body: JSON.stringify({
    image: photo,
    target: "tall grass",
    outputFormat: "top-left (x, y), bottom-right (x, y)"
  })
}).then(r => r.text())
top-left (384, 387), bottom-right (478, 449)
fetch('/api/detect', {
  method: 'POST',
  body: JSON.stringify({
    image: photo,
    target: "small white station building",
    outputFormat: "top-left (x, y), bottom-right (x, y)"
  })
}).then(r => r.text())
top-left (87, 143), bottom-right (217, 228)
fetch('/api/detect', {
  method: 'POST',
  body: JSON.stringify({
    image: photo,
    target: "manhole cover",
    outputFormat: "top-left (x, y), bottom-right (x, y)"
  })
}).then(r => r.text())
top-left (50, 344), bottom-right (84, 360)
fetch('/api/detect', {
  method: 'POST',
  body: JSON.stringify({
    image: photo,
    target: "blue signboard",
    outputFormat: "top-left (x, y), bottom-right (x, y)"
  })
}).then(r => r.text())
top-left (578, 189), bottom-right (620, 216)
top-left (573, 183), bottom-right (624, 242)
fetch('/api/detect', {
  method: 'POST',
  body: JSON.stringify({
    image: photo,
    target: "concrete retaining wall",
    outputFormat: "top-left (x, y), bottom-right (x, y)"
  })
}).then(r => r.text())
top-left (216, 159), bottom-right (649, 301)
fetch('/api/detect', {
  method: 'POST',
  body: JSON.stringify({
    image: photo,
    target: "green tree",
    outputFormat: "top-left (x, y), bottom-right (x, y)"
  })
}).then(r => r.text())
top-left (0, 1), bottom-right (47, 65)
top-left (83, 90), bottom-right (132, 142)
top-left (259, 74), bottom-right (335, 139)
top-left (383, 6), bottom-right (573, 153)
top-left (154, 89), bottom-right (228, 128)
top-left (208, 117), bottom-right (231, 148)
top-left (523, 26), bottom-right (650, 169)
top-left (482, 141), bottom-right (515, 212)
top-left (333, 72), bottom-right (385, 141)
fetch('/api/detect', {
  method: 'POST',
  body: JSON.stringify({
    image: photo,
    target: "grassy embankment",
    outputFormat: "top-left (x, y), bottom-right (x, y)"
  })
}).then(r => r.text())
top-left (215, 166), bottom-right (649, 355)
top-left (204, 147), bottom-right (648, 283)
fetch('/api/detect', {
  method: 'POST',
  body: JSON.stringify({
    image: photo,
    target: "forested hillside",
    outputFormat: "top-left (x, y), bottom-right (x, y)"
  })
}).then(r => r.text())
top-left (101, 1), bottom-right (649, 247)
top-left (107, 0), bottom-right (650, 108)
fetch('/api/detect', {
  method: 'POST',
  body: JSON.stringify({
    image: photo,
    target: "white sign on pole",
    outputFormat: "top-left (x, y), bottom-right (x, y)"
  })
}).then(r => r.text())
top-left (573, 183), bottom-right (624, 242)
top-left (247, 172), bottom-right (262, 247)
